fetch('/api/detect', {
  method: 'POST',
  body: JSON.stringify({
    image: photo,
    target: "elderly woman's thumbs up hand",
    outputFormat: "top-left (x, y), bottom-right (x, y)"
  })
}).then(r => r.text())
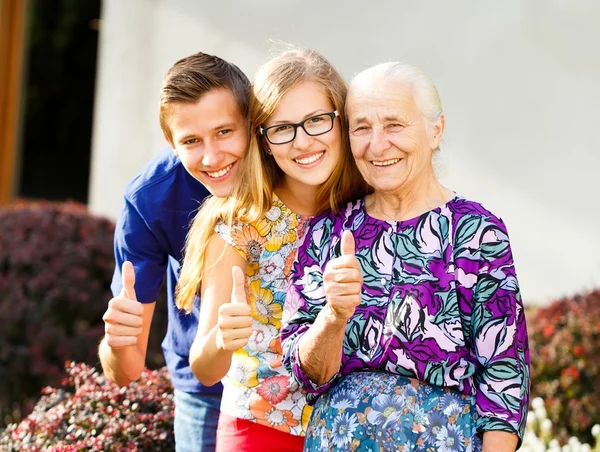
top-left (323, 230), bottom-right (363, 323)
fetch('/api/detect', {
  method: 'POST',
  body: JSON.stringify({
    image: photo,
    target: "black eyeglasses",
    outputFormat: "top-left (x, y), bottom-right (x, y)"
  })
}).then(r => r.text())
top-left (260, 111), bottom-right (339, 145)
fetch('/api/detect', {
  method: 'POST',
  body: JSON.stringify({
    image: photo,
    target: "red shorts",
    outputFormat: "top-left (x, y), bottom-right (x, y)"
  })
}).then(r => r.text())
top-left (216, 412), bottom-right (305, 452)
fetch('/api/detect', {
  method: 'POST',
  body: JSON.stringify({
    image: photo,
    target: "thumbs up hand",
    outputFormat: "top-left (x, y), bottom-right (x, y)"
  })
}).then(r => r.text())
top-left (102, 261), bottom-right (144, 349)
top-left (215, 266), bottom-right (253, 351)
top-left (323, 230), bottom-right (363, 323)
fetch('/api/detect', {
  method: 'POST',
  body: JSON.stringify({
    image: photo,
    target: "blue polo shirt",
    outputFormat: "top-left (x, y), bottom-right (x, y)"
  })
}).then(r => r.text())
top-left (111, 147), bottom-right (221, 394)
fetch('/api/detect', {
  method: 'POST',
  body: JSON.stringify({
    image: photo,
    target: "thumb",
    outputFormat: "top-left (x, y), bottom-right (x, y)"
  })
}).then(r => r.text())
top-left (121, 261), bottom-right (137, 300)
top-left (231, 266), bottom-right (247, 304)
top-left (340, 230), bottom-right (356, 256)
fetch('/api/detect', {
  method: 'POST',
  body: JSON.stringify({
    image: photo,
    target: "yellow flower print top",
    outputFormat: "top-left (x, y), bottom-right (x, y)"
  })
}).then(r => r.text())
top-left (215, 197), bottom-right (312, 436)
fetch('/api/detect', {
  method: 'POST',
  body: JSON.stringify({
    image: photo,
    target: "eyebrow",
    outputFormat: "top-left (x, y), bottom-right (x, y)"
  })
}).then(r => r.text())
top-left (267, 109), bottom-right (327, 126)
top-left (212, 122), bottom-right (237, 131)
top-left (350, 116), bottom-right (368, 124)
top-left (382, 115), bottom-right (406, 122)
top-left (350, 114), bottom-right (407, 124)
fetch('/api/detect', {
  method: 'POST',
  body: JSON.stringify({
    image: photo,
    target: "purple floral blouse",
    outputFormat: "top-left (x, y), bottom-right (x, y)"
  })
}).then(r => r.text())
top-left (280, 196), bottom-right (530, 440)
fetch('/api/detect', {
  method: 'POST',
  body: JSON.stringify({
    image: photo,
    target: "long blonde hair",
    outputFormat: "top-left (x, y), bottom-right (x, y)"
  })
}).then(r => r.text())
top-left (176, 48), bottom-right (369, 312)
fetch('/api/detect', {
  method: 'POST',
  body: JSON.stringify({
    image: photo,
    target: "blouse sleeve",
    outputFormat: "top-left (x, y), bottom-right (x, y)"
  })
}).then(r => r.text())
top-left (214, 220), bottom-right (248, 262)
top-left (280, 215), bottom-right (340, 402)
top-left (464, 215), bottom-right (530, 442)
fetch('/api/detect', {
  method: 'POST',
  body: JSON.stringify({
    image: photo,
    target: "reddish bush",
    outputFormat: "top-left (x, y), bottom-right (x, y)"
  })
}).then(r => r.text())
top-left (0, 362), bottom-right (174, 451)
top-left (528, 289), bottom-right (600, 444)
top-left (0, 201), bottom-right (167, 427)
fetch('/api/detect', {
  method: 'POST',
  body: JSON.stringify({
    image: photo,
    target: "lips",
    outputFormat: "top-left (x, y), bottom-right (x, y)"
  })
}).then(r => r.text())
top-left (206, 163), bottom-right (233, 179)
top-left (371, 158), bottom-right (400, 167)
top-left (294, 151), bottom-right (325, 165)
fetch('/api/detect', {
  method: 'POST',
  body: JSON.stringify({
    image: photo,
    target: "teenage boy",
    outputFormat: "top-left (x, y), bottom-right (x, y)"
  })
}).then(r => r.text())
top-left (98, 52), bottom-right (250, 452)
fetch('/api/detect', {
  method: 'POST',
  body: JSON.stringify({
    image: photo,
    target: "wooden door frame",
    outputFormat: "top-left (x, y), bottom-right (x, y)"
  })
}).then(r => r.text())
top-left (0, 0), bottom-right (27, 205)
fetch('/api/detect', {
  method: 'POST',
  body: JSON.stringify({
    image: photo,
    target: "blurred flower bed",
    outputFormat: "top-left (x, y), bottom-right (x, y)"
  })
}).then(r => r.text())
top-left (522, 397), bottom-right (599, 452)
top-left (526, 289), bottom-right (600, 445)
top-left (0, 201), bottom-right (168, 429)
top-left (0, 201), bottom-right (598, 448)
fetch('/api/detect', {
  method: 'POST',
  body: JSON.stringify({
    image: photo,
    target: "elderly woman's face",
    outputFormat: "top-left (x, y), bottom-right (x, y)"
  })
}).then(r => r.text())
top-left (346, 78), bottom-right (443, 195)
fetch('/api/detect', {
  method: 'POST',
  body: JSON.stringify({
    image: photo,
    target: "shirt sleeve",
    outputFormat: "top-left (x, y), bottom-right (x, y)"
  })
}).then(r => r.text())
top-left (111, 196), bottom-right (168, 303)
top-left (281, 215), bottom-right (341, 403)
top-left (214, 220), bottom-right (249, 262)
top-left (468, 216), bottom-right (530, 443)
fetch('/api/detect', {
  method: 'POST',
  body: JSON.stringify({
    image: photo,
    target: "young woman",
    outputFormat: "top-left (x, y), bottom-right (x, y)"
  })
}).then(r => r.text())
top-left (175, 49), bottom-right (369, 451)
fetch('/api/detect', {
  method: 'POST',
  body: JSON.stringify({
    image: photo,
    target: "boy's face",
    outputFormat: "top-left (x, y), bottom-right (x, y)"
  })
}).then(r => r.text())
top-left (167, 88), bottom-right (248, 198)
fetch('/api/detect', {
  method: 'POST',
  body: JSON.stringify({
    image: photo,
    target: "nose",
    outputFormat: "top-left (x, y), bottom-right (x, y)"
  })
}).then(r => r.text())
top-left (201, 141), bottom-right (223, 167)
top-left (292, 126), bottom-right (313, 150)
top-left (369, 128), bottom-right (390, 156)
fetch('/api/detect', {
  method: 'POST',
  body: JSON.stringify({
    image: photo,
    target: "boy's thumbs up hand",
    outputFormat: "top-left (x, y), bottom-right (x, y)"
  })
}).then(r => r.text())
top-left (215, 266), bottom-right (253, 352)
top-left (102, 261), bottom-right (144, 349)
top-left (323, 230), bottom-right (363, 323)
top-left (121, 261), bottom-right (137, 300)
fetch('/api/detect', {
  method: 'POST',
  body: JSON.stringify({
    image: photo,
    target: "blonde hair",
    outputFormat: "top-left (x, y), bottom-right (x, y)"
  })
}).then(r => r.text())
top-left (176, 48), bottom-right (369, 312)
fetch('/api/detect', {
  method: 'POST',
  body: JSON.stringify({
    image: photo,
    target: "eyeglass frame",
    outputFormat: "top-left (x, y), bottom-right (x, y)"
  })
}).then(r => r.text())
top-left (259, 110), bottom-right (339, 145)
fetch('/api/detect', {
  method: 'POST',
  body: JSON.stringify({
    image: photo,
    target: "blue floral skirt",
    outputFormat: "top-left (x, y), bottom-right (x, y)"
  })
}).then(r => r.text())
top-left (304, 371), bottom-right (482, 452)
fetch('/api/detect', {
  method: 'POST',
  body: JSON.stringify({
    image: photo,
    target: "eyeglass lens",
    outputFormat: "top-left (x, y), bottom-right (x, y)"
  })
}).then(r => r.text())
top-left (266, 113), bottom-right (334, 144)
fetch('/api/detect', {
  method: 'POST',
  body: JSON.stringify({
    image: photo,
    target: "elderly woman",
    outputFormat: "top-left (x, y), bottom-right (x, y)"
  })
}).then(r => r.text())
top-left (280, 62), bottom-right (530, 452)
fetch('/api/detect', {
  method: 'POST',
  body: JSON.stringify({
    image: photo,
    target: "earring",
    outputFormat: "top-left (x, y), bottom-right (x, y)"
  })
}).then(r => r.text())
top-left (266, 148), bottom-right (272, 155)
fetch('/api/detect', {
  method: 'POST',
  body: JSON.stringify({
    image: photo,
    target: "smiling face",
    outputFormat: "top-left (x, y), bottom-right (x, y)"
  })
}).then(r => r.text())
top-left (166, 88), bottom-right (248, 198)
top-left (347, 77), bottom-right (444, 196)
top-left (263, 81), bottom-right (342, 194)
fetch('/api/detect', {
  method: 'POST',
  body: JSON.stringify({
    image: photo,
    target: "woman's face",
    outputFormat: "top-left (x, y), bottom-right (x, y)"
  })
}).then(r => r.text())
top-left (263, 81), bottom-right (342, 193)
top-left (346, 78), bottom-right (443, 195)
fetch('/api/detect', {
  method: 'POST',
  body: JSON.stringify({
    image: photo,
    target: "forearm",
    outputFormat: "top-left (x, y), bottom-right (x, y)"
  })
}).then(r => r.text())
top-left (297, 305), bottom-right (347, 385)
top-left (189, 326), bottom-right (234, 387)
top-left (98, 337), bottom-right (145, 387)
top-left (482, 431), bottom-right (518, 452)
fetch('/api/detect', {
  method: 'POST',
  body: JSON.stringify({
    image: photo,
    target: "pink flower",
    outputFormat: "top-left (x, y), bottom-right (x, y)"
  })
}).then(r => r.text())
top-left (256, 375), bottom-right (290, 405)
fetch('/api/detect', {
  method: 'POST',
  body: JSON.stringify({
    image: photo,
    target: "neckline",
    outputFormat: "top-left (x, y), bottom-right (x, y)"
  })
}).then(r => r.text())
top-left (272, 192), bottom-right (313, 221)
top-left (360, 194), bottom-right (460, 228)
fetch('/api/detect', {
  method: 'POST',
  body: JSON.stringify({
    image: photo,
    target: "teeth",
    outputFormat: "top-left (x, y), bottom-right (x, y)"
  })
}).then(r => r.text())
top-left (207, 164), bottom-right (233, 178)
top-left (372, 158), bottom-right (400, 167)
top-left (295, 152), bottom-right (324, 165)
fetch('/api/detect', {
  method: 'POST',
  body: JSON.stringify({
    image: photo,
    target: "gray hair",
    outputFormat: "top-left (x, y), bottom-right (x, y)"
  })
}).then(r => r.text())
top-left (349, 62), bottom-right (443, 124)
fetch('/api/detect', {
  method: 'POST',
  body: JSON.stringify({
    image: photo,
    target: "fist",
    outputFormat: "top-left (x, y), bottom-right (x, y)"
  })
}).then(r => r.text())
top-left (102, 261), bottom-right (143, 348)
top-left (323, 230), bottom-right (363, 322)
top-left (215, 266), bottom-right (253, 351)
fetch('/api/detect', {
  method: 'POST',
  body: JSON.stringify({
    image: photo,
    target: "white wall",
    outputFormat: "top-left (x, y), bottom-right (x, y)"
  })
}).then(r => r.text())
top-left (89, 0), bottom-right (600, 304)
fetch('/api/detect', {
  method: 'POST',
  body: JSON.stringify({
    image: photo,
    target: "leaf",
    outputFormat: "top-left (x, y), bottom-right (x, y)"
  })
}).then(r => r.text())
top-left (437, 214), bottom-right (450, 244)
top-left (470, 304), bottom-right (492, 339)
top-left (433, 289), bottom-right (459, 325)
top-left (307, 218), bottom-right (331, 263)
top-left (474, 274), bottom-right (501, 304)
top-left (484, 359), bottom-right (520, 381)
top-left (476, 417), bottom-right (515, 432)
top-left (424, 362), bottom-right (445, 386)
top-left (500, 277), bottom-right (519, 293)
top-left (395, 231), bottom-right (428, 268)
top-left (480, 239), bottom-right (509, 261)
top-left (454, 215), bottom-right (482, 249)
top-left (343, 317), bottom-right (366, 356)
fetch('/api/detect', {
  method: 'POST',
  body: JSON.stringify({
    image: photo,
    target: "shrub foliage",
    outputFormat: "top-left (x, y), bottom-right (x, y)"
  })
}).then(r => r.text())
top-left (0, 201), bottom-right (167, 427)
top-left (0, 362), bottom-right (175, 451)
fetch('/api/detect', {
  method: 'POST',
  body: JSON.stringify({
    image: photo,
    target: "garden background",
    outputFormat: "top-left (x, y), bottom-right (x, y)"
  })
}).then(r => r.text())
top-left (0, 0), bottom-right (598, 450)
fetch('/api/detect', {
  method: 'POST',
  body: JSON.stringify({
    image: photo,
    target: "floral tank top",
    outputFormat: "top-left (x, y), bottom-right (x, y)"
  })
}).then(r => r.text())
top-left (215, 196), bottom-right (312, 436)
